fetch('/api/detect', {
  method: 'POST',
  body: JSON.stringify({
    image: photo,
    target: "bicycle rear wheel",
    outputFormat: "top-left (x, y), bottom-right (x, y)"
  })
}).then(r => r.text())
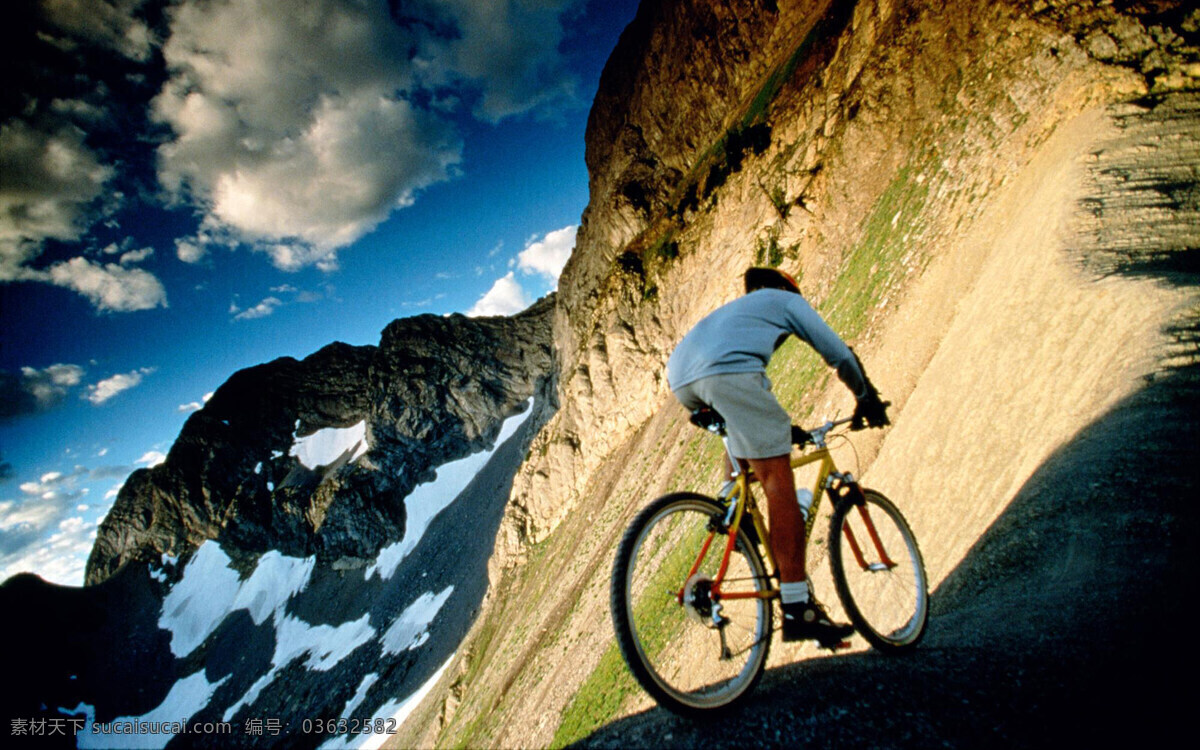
top-left (829, 489), bottom-right (928, 652)
top-left (611, 492), bottom-right (772, 714)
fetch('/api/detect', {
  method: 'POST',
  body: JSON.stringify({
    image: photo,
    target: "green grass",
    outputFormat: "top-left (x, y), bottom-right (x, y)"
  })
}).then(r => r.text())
top-left (552, 510), bottom-right (721, 747)
top-left (551, 644), bottom-right (636, 748)
top-left (823, 162), bottom-right (934, 339)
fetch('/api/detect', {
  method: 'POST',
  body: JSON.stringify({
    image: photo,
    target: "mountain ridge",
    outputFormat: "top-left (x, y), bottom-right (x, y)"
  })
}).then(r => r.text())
top-left (86, 296), bottom-right (556, 585)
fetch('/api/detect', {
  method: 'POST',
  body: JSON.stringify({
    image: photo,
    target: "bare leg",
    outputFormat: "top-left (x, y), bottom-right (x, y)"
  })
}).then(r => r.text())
top-left (746, 455), bottom-right (806, 583)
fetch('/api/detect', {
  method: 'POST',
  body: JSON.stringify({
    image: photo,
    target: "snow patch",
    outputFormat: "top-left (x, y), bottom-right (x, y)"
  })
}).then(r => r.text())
top-left (158, 543), bottom-right (316, 657)
top-left (319, 654), bottom-right (455, 750)
top-left (64, 670), bottom-right (228, 749)
top-left (290, 421), bottom-right (368, 469)
top-left (223, 613), bottom-right (375, 722)
top-left (158, 543), bottom-right (242, 657)
top-left (381, 587), bottom-right (454, 655)
top-left (232, 550), bottom-right (318, 626)
top-left (337, 673), bottom-right (379, 721)
top-left (365, 401), bottom-right (532, 581)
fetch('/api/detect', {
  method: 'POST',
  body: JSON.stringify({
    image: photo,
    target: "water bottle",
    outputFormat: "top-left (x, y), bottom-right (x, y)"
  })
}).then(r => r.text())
top-left (796, 488), bottom-right (814, 521)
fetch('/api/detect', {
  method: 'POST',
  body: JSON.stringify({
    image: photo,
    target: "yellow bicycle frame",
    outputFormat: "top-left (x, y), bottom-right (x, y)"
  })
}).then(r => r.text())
top-left (703, 447), bottom-right (837, 602)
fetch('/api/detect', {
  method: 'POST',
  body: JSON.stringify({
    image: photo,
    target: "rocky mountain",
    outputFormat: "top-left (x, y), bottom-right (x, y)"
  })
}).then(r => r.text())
top-left (498, 0), bottom-right (1200, 562)
top-left (6, 0), bottom-right (1197, 747)
top-left (87, 297), bottom-right (556, 585)
top-left (3, 297), bottom-right (557, 747)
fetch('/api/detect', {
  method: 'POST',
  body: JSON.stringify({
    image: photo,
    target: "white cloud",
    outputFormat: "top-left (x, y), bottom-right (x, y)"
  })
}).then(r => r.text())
top-left (5, 0), bottom-right (584, 306)
top-left (232, 296), bottom-right (283, 321)
top-left (0, 3), bottom-right (168, 314)
top-left (86, 367), bottom-right (153, 405)
top-left (467, 272), bottom-right (531, 317)
top-left (46, 257), bottom-right (168, 312)
top-left (118, 246), bottom-right (154, 265)
top-left (1, 465), bottom-right (97, 585)
top-left (0, 120), bottom-right (114, 279)
top-left (0, 512), bottom-right (96, 586)
top-left (20, 364), bottom-right (85, 408)
top-left (137, 451), bottom-right (166, 468)
top-left (0, 448), bottom-right (148, 584)
top-left (175, 238), bottom-right (207, 263)
top-left (39, 0), bottom-right (155, 62)
top-left (152, 0), bottom-right (461, 271)
top-left (17, 467), bottom-right (88, 504)
top-left (178, 391), bottom-right (214, 413)
top-left (3, 363), bottom-right (88, 420)
top-left (417, 0), bottom-right (579, 122)
top-left (517, 225), bottom-right (576, 285)
top-left (464, 224), bottom-right (574, 321)
top-left (150, 0), bottom-right (579, 272)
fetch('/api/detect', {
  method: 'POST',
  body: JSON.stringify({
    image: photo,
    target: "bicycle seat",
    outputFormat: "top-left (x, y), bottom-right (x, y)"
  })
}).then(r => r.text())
top-left (689, 407), bottom-right (726, 434)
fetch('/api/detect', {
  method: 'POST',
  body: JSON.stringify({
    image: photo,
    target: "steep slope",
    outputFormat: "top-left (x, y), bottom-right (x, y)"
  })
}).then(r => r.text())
top-left (391, 0), bottom-right (1199, 747)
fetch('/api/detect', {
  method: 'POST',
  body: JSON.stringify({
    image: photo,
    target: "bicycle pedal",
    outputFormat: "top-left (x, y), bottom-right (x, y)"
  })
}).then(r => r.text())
top-left (820, 639), bottom-right (852, 651)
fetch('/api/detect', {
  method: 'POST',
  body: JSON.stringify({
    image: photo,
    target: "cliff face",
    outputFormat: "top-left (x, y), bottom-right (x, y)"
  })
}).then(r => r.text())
top-left (497, 0), bottom-right (1199, 560)
top-left (86, 297), bottom-right (556, 585)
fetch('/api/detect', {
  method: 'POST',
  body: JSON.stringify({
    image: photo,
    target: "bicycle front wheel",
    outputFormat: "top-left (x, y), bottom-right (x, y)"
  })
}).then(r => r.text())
top-left (829, 489), bottom-right (928, 652)
top-left (611, 492), bottom-right (772, 714)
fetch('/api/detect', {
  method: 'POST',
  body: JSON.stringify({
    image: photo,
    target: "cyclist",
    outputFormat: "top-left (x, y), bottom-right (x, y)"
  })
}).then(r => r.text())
top-left (667, 267), bottom-right (890, 647)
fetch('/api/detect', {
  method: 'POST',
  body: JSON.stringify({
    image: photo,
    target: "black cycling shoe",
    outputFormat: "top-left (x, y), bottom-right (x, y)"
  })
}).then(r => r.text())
top-left (781, 600), bottom-right (854, 648)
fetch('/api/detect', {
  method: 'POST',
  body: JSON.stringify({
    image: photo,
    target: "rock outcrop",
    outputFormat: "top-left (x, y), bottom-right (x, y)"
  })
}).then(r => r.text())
top-left (86, 297), bottom-right (556, 585)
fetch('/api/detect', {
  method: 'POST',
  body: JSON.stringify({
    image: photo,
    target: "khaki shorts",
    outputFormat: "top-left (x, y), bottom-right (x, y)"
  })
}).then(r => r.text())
top-left (673, 371), bottom-right (792, 459)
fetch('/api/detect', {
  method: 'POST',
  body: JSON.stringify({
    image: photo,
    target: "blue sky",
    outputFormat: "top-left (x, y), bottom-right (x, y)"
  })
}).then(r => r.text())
top-left (0, 0), bottom-right (641, 585)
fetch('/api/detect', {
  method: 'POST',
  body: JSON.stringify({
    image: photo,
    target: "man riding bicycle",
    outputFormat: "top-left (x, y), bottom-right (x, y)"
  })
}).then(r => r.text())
top-left (667, 267), bottom-right (890, 647)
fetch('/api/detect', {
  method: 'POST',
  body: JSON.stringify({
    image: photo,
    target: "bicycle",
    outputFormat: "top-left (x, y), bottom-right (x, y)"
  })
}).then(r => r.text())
top-left (610, 407), bottom-right (928, 715)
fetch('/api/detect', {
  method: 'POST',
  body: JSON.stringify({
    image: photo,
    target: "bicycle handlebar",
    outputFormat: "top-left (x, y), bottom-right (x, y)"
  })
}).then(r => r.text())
top-left (793, 417), bottom-right (854, 448)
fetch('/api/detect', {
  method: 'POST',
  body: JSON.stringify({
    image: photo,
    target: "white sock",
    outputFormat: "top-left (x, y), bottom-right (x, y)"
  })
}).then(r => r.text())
top-left (779, 580), bottom-right (811, 605)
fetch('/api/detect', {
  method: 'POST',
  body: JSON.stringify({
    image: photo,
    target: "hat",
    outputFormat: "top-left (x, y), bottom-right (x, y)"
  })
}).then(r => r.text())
top-left (744, 267), bottom-right (800, 294)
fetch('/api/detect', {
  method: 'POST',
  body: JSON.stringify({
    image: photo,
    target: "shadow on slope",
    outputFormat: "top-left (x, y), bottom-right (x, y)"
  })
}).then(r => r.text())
top-left (572, 320), bottom-right (1199, 750)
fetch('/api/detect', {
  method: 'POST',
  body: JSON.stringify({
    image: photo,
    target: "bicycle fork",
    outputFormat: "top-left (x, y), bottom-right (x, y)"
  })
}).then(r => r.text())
top-left (826, 473), bottom-right (897, 571)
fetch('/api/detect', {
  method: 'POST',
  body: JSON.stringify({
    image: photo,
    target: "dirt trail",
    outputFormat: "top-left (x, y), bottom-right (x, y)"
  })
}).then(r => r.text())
top-left (574, 99), bottom-right (1200, 748)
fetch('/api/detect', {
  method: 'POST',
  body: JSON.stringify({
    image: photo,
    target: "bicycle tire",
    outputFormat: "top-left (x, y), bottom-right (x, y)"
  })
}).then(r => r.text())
top-left (828, 488), bottom-right (928, 652)
top-left (611, 492), bottom-right (773, 714)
